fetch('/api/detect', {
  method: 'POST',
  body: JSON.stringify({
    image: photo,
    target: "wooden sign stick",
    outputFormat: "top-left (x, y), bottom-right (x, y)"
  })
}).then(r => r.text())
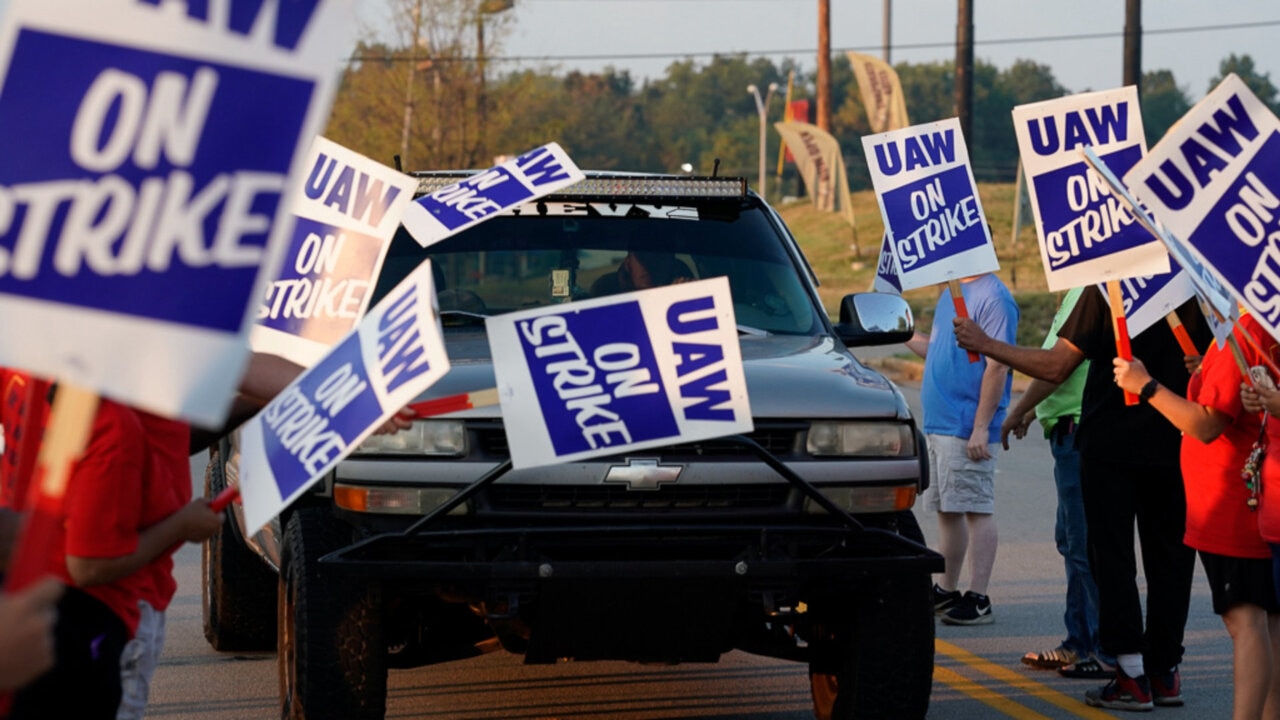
top-left (948, 279), bottom-right (980, 363)
top-left (1105, 280), bottom-right (1139, 406)
top-left (4, 384), bottom-right (99, 591)
top-left (1164, 312), bottom-right (1200, 358)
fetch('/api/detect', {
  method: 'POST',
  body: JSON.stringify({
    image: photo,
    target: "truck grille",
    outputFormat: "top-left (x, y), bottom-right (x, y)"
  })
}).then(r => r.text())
top-left (471, 421), bottom-right (805, 458)
top-left (485, 483), bottom-right (791, 511)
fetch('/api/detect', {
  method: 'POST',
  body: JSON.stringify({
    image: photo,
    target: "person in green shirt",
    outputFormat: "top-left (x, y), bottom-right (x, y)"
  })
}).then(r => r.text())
top-left (1002, 287), bottom-right (1113, 679)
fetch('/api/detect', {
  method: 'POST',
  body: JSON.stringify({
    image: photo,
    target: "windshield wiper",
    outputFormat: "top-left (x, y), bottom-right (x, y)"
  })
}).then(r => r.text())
top-left (440, 310), bottom-right (489, 327)
top-left (737, 324), bottom-right (770, 336)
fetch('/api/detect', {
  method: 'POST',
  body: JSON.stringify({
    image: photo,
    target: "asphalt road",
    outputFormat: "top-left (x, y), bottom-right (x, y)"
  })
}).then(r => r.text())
top-left (144, 364), bottom-right (1237, 719)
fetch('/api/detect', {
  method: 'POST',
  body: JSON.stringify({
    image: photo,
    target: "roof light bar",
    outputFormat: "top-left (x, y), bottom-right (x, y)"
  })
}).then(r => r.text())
top-left (413, 174), bottom-right (746, 199)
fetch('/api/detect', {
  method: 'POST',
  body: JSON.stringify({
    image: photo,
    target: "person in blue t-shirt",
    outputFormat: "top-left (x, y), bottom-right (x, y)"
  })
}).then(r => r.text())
top-left (905, 272), bottom-right (1018, 626)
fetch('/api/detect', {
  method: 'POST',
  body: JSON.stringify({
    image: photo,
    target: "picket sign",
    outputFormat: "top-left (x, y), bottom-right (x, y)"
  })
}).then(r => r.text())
top-left (487, 277), bottom-right (752, 469)
top-left (1011, 87), bottom-right (1170, 291)
top-left (251, 136), bottom-right (419, 367)
top-left (861, 117), bottom-right (998, 363)
top-left (1125, 74), bottom-right (1280, 346)
top-left (209, 387), bottom-right (502, 514)
top-left (871, 233), bottom-right (903, 293)
top-left (0, 0), bottom-right (354, 594)
top-left (401, 143), bottom-right (584, 248)
top-left (1081, 146), bottom-right (1234, 351)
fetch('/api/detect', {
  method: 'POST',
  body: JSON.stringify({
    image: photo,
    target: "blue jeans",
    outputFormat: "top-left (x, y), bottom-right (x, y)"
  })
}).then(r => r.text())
top-left (1052, 426), bottom-right (1107, 661)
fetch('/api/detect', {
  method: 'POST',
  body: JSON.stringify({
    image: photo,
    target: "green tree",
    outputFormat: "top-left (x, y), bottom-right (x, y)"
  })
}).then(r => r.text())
top-left (1141, 70), bottom-right (1191, 146)
top-left (1209, 53), bottom-right (1279, 112)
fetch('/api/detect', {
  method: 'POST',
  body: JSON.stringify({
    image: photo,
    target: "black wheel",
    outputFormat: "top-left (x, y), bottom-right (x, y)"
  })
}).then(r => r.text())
top-left (202, 447), bottom-right (277, 651)
top-left (279, 507), bottom-right (386, 720)
top-left (808, 572), bottom-right (934, 720)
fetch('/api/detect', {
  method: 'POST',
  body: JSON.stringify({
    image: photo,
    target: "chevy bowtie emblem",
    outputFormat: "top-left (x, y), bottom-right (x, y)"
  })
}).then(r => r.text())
top-left (603, 458), bottom-right (683, 491)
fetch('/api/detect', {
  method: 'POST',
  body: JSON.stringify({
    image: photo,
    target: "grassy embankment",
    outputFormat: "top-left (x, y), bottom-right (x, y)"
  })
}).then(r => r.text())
top-left (777, 182), bottom-right (1063, 350)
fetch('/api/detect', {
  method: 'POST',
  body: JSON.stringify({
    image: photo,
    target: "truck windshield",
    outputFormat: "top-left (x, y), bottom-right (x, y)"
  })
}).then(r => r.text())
top-left (371, 202), bottom-right (824, 336)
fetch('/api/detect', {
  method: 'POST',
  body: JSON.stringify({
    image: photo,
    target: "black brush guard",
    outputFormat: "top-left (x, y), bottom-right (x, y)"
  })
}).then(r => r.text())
top-left (320, 436), bottom-right (942, 663)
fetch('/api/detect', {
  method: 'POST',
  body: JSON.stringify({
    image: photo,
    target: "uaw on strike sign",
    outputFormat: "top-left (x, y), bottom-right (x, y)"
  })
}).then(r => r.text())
top-left (252, 136), bottom-right (418, 367)
top-left (486, 277), bottom-right (752, 469)
top-left (0, 0), bottom-right (352, 428)
top-left (239, 260), bottom-right (448, 533)
top-left (861, 117), bottom-right (999, 290)
top-left (1012, 87), bottom-right (1170, 292)
top-left (1127, 74), bottom-right (1280, 342)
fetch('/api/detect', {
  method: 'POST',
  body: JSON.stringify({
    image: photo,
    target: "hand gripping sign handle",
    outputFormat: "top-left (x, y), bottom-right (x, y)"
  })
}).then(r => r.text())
top-left (1106, 281), bottom-right (1139, 406)
top-left (948, 279), bottom-right (980, 364)
top-left (4, 384), bottom-right (99, 592)
top-left (204, 390), bottom-right (504, 513)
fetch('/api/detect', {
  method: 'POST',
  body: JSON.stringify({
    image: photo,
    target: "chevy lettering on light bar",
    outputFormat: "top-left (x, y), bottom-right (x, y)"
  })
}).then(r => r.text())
top-left (413, 173), bottom-right (747, 199)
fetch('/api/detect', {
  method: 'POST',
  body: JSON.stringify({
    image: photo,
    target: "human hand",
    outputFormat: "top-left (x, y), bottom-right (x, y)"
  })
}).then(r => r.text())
top-left (176, 499), bottom-right (223, 544)
top-left (1112, 357), bottom-right (1151, 394)
top-left (0, 578), bottom-right (62, 691)
top-left (967, 430), bottom-right (992, 461)
top-left (999, 410), bottom-right (1032, 451)
top-left (1184, 355), bottom-right (1202, 375)
top-left (1243, 382), bottom-right (1280, 415)
top-left (952, 317), bottom-right (989, 353)
top-left (373, 407), bottom-right (416, 436)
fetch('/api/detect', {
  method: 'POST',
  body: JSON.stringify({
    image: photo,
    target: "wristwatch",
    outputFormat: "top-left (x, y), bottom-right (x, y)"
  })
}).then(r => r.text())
top-left (1139, 379), bottom-right (1159, 402)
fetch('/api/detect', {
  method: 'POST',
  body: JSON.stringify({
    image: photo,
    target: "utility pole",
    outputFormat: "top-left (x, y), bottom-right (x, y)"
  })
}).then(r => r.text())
top-left (883, 0), bottom-right (891, 63)
top-left (748, 83), bottom-right (778, 199)
top-left (817, 0), bottom-right (831, 131)
top-left (399, 0), bottom-right (424, 168)
top-left (955, 0), bottom-right (974, 143)
top-left (1124, 0), bottom-right (1142, 96)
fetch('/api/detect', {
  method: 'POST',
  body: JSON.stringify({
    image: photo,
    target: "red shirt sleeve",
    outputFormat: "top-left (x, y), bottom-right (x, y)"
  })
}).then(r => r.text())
top-left (63, 400), bottom-right (147, 560)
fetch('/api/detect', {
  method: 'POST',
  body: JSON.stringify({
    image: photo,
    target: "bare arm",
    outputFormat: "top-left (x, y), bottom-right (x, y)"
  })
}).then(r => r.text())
top-left (905, 331), bottom-right (929, 359)
top-left (968, 359), bottom-right (1010, 460)
top-left (1113, 357), bottom-right (1229, 444)
top-left (1001, 377), bottom-right (1060, 450)
top-left (66, 500), bottom-right (223, 588)
top-left (954, 317), bottom-right (1085, 383)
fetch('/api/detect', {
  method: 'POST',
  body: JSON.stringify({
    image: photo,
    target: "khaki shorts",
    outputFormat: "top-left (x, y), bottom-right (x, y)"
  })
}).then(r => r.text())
top-left (921, 433), bottom-right (997, 514)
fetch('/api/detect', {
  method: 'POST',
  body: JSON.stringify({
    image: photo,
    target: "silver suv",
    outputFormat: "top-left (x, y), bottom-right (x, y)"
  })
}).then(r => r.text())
top-left (201, 173), bottom-right (941, 720)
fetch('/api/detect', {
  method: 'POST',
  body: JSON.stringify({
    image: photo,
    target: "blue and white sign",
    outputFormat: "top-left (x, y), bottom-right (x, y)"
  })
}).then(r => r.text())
top-left (1012, 87), bottom-right (1170, 291)
top-left (872, 233), bottom-right (902, 293)
top-left (401, 143), bottom-right (585, 248)
top-left (861, 118), bottom-right (998, 291)
top-left (1099, 270), bottom-right (1194, 339)
top-left (0, 0), bottom-right (353, 427)
top-left (1126, 75), bottom-right (1280, 340)
top-left (252, 136), bottom-right (417, 366)
top-left (486, 277), bottom-right (752, 469)
top-left (239, 260), bottom-right (448, 532)
top-left (1082, 146), bottom-right (1234, 342)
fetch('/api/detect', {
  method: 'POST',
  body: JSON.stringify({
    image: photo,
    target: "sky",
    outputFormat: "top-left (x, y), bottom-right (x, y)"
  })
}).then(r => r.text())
top-left (381, 0), bottom-right (1280, 101)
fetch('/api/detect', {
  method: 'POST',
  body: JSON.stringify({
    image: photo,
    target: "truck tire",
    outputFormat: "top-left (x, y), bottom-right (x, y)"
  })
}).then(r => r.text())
top-left (808, 572), bottom-right (933, 720)
top-left (279, 507), bottom-right (386, 720)
top-left (202, 449), bottom-right (277, 651)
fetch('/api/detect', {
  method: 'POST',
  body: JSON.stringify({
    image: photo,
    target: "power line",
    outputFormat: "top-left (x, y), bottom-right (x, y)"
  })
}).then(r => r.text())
top-left (348, 18), bottom-right (1280, 65)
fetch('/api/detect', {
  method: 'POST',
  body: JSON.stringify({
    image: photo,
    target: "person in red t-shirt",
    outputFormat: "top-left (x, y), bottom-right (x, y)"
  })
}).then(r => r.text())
top-left (1115, 314), bottom-right (1280, 720)
top-left (10, 398), bottom-right (221, 720)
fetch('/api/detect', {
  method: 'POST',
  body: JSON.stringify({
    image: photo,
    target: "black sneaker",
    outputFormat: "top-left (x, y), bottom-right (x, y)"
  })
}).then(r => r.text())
top-left (940, 591), bottom-right (993, 625)
top-left (932, 584), bottom-right (961, 616)
top-left (1085, 667), bottom-right (1154, 711)
top-left (1150, 666), bottom-right (1183, 707)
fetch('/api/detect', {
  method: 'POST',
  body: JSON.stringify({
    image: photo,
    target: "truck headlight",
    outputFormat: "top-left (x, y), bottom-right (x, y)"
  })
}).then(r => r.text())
top-left (805, 485), bottom-right (917, 514)
top-left (806, 421), bottom-right (913, 457)
top-left (354, 420), bottom-right (467, 456)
